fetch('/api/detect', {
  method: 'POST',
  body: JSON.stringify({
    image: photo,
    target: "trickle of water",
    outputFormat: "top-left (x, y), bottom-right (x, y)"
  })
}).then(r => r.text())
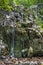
top-left (10, 47), bottom-right (14, 58)
top-left (10, 22), bottom-right (15, 58)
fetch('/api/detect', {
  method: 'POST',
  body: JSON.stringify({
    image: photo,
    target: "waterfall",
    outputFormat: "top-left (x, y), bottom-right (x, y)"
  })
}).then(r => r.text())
top-left (10, 22), bottom-right (15, 58)
top-left (6, 14), bottom-right (15, 58)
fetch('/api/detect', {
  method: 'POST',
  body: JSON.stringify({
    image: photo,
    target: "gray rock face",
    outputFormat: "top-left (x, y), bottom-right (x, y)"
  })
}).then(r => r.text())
top-left (0, 40), bottom-right (5, 54)
top-left (0, 40), bottom-right (8, 57)
top-left (0, 5), bottom-right (43, 57)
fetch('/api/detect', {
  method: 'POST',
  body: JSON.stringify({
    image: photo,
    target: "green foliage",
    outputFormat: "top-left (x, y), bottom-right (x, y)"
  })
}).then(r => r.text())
top-left (37, 0), bottom-right (43, 4)
top-left (0, 0), bottom-right (14, 11)
top-left (14, 0), bottom-right (43, 7)
top-left (36, 18), bottom-right (43, 30)
top-left (14, 0), bottom-right (29, 7)
top-left (0, 0), bottom-right (43, 10)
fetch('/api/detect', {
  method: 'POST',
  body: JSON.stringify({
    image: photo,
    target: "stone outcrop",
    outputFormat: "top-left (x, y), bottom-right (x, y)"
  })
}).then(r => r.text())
top-left (0, 5), bottom-right (43, 57)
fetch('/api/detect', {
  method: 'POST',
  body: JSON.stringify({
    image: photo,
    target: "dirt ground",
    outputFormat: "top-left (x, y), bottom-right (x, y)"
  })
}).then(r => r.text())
top-left (0, 57), bottom-right (43, 65)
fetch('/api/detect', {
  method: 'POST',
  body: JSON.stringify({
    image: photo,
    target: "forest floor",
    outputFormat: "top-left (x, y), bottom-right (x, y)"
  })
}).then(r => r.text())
top-left (0, 57), bottom-right (43, 65)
